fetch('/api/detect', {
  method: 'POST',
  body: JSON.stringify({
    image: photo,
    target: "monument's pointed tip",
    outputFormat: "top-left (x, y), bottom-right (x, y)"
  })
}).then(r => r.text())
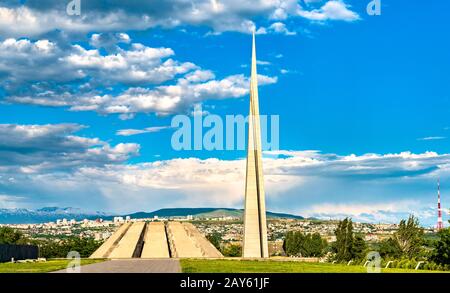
top-left (251, 29), bottom-right (256, 64)
top-left (251, 31), bottom-right (254, 51)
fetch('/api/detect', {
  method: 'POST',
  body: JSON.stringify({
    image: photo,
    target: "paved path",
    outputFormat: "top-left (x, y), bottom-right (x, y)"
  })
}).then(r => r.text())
top-left (53, 259), bottom-right (181, 273)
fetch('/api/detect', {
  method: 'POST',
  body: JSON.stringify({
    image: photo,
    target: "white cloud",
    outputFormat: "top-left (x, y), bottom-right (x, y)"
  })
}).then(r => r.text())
top-left (297, 0), bottom-right (360, 22)
top-left (65, 43), bottom-right (196, 85)
top-left (182, 70), bottom-right (216, 83)
top-left (257, 60), bottom-right (271, 66)
top-left (89, 33), bottom-right (131, 51)
top-left (0, 38), bottom-right (81, 83)
top-left (0, 194), bottom-right (26, 209)
top-left (0, 6), bottom-right (155, 38)
top-left (269, 22), bottom-right (297, 35)
top-left (1, 146), bottom-right (449, 224)
top-left (0, 123), bottom-right (139, 172)
top-left (0, 37), bottom-right (193, 87)
top-left (417, 136), bottom-right (446, 141)
top-left (1, 37), bottom-right (277, 116)
top-left (116, 126), bottom-right (171, 137)
top-left (0, 1), bottom-right (359, 37)
top-left (304, 201), bottom-right (423, 223)
top-left (65, 73), bottom-right (276, 116)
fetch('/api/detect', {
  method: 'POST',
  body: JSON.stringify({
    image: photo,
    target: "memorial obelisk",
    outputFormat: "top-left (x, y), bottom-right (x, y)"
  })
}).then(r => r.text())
top-left (242, 31), bottom-right (269, 258)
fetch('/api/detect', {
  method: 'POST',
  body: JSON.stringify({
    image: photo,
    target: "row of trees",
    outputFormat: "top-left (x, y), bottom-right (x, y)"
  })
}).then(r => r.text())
top-left (432, 228), bottom-right (450, 266)
top-left (0, 227), bottom-right (102, 258)
top-left (333, 216), bottom-right (450, 270)
top-left (282, 215), bottom-right (450, 270)
top-left (36, 238), bottom-right (102, 258)
top-left (282, 218), bottom-right (368, 261)
top-left (0, 227), bottom-right (28, 245)
top-left (283, 231), bottom-right (328, 257)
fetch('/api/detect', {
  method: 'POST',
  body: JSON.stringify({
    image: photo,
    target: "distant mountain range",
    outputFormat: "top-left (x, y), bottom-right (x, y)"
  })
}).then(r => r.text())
top-left (115, 208), bottom-right (304, 221)
top-left (0, 207), bottom-right (108, 224)
top-left (0, 207), bottom-right (303, 224)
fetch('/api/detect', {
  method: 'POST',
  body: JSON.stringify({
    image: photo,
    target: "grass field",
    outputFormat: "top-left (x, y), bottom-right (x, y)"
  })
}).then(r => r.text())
top-left (180, 259), bottom-right (446, 273)
top-left (0, 259), bottom-right (104, 273)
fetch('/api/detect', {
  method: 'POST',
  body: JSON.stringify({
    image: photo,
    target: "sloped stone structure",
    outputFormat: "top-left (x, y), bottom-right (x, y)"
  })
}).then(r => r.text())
top-left (90, 221), bottom-right (222, 259)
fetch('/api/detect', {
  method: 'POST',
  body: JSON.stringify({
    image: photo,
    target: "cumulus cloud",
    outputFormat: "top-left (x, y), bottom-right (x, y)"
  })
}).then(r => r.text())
top-left (0, 37), bottom-right (191, 87)
top-left (304, 201), bottom-right (426, 224)
top-left (1, 143), bottom-right (449, 224)
top-left (257, 22), bottom-right (297, 35)
top-left (297, 0), bottom-right (360, 22)
top-left (0, 1), bottom-right (359, 37)
top-left (89, 32), bottom-right (131, 51)
top-left (75, 73), bottom-right (275, 115)
top-left (0, 38), bottom-right (81, 85)
top-left (0, 123), bottom-right (139, 172)
top-left (0, 194), bottom-right (26, 209)
top-left (8, 74), bottom-right (277, 117)
top-left (0, 36), bottom-right (277, 116)
top-left (67, 45), bottom-right (197, 85)
top-left (263, 150), bottom-right (445, 179)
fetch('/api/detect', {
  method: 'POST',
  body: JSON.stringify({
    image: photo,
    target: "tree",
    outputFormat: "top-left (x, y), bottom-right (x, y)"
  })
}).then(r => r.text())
top-left (0, 227), bottom-right (27, 244)
top-left (351, 234), bottom-right (367, 260)
top-left (34, 237), bottom-right (103, 258)
top-left (283, 231), bottom-right (328, 257)
top-left (308, 233), bottom-right (328, 257)
top-left (393, 215), bottom-right (424, 258)
top-left (431, 228), bottom-right (450, 266)
top-left (333, 218), bottom-right (353, 262)
top-left (206, 233), bottom-right (221, 251)
top-left (379, 237), bottom-right (402, 259)
top-left (332, 218), bottom-right (367, 262)
top-left (222, 243), bottom-right (242, 257)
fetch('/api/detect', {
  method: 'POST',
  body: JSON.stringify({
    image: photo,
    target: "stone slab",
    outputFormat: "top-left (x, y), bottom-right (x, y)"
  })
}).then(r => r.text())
top-left (108, 222), bottom-right (146, 259)
top-left (141, 222), bottom-right (170, 258)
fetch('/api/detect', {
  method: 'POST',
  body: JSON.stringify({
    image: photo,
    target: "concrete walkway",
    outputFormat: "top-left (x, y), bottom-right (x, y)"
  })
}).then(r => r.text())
top-left (53, 259), bottom-right (181, 273)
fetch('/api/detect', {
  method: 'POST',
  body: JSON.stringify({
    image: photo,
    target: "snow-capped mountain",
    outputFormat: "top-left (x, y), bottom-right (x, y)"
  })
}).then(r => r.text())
top-left (0, 207), bottom-right (110, 224)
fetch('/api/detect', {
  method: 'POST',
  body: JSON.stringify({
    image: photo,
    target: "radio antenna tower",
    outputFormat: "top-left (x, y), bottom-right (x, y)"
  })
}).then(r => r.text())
top-left (437, 178), bottom-right (444, 231)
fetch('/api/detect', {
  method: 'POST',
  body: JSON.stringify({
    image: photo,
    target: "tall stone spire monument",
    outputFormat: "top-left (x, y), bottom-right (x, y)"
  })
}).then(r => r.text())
top-left (242, 31), bottom-right (269, 258)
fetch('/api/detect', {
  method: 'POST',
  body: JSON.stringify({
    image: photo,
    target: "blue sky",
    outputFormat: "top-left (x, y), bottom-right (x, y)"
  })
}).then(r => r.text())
top-left (0, 0), bottom-right (449, 226)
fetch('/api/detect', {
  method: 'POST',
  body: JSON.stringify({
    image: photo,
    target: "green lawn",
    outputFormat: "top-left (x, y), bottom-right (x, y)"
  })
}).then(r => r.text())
top-left (0, 259), bottom-right (104, 273)
top-left (180, 259), bottom-right (446, 273)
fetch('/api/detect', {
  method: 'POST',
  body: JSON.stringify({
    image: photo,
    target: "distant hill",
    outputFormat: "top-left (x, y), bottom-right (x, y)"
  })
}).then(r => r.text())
top-left (120, 208), bottom-right (304, 220)
top-left (0, 207), bottom-right (108, 224)
top-left (0, 207), bottom-right (303, 224)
